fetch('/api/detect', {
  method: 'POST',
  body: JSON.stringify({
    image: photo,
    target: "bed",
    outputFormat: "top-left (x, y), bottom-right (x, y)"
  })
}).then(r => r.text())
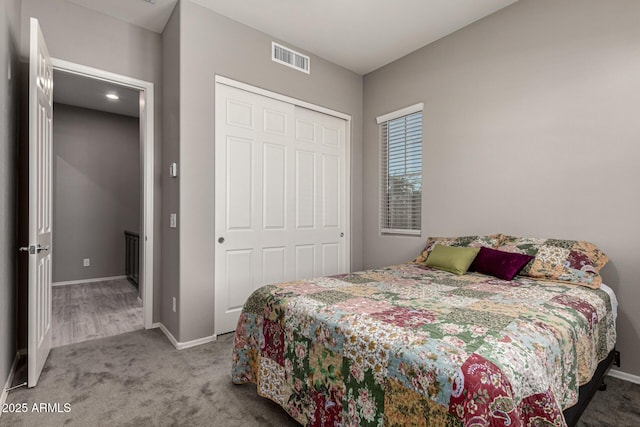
top-left (231, 235), bottom-right (617, 427)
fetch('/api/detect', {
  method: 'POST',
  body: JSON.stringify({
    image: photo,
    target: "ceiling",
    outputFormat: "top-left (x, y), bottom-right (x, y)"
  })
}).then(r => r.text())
top-left (65, 0), bottom-right (519, 75)
top-left (191, 0), bottom-right (519, 74)
top-left (66, 0), bottom-right (178, 33)
top-left (53, 70), bottom-right (140, 118)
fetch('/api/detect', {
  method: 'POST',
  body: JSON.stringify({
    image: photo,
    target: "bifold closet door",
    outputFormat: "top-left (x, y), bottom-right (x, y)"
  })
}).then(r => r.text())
top-left (214, 84), bottom-right (347, 334)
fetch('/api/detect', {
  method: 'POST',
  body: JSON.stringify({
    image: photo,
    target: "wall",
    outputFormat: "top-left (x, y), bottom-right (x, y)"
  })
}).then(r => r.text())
top-left (52, 104), bottom-right (140, 283)
top-left (0, 0), bottom-right (21, 399)
top-left (19, 0), bottom-right (163, 320)
top-left (161, 5), bottom-right (180, 337)
top-left (363, 0), bottom-right (640, 376)
top-left (175, 0), bottom-right (363, 342)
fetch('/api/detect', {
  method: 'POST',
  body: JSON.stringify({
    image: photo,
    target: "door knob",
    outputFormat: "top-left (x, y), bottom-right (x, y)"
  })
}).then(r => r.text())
top-left (18, 244), bottom-right (49, 254)
top-left (218, 237), bottom-right (225, 244)
top-left (340, 232), bottom-right (344, 237)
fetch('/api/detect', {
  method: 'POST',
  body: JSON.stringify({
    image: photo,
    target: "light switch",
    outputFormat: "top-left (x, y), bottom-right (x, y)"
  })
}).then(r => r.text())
top-left (170, 213), bottom-right (177, 228)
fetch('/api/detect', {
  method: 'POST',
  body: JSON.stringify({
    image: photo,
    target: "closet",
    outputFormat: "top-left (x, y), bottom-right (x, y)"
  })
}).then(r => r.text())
top-left (214, 83), bottom-right (349, 334)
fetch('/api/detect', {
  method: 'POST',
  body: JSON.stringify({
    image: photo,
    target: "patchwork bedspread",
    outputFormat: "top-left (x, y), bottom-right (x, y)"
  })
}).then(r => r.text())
top-left (231, 264), bottom-right (616, 427)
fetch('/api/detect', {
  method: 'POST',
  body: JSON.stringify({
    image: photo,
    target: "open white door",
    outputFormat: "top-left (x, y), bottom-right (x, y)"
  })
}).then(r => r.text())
top-left (25, 17), bottom-right (53, 387)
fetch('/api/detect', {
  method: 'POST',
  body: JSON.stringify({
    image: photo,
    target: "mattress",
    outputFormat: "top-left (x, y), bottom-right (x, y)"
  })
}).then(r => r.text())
top-left (232, 263), bottom-right (617, 426)
top-left (600, 283), bottom-right (618, 321)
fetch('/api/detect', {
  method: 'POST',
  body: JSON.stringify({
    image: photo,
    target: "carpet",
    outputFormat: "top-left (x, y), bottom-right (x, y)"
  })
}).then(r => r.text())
top-left (1, 328), bottom-right (638, 426)
top-left (2, 329), bottom-right (297, 426)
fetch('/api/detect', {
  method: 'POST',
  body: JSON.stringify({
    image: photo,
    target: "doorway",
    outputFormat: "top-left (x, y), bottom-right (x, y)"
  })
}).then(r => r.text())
top-left (50, 59), bottom-right (155, 340)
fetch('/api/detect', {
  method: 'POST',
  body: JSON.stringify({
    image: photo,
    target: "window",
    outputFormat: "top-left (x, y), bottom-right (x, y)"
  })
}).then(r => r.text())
top-left (378, 104), bottom-right (423, 235)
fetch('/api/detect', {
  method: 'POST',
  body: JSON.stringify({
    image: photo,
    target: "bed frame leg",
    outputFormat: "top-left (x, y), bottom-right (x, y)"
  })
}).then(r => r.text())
top-left (599, 350), bottom-right (621, 392)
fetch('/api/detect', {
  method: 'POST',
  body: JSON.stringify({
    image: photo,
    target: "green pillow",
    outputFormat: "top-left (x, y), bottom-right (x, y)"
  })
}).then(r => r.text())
top-left (425, 244), bottom-right (480, 275)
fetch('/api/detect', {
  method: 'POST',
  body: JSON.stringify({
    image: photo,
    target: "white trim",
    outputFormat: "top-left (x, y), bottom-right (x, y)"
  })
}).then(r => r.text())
top-left (608, 369), bottom-right (640, 385)
top-left (0, 354), bottom-right (20, 415)
top-left (50, 58), bottom-right (154, 330)
top-left (52, 275), bottom-right (127, 286)
top-left (155, 323), bottom-right (178, 348)
top-left (175, 334), bottom-right (217, 350)
top-left (376, 103), bottom-right (424, 124)
top-left (154, 323), bottom-right (217, 350)
top-left (381, 228), bottom-right (422, 236)
top-left (215, 75), bottom-right (351, 121)
top-left (345, 118), bottom-right (352, 274)
top-left (51, 59), bottom-right (151, 91)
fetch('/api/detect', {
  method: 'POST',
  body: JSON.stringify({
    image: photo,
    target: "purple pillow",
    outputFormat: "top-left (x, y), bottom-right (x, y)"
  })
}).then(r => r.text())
top-left (470, 247), bottom-right (534, 281)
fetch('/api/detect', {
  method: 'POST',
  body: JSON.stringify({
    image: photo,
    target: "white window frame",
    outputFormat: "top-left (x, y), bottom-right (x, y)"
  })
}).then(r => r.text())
top-left (377, 103), bottom-right (424, 236)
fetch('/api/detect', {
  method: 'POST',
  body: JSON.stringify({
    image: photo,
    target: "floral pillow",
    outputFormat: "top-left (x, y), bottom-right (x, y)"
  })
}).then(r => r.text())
top-left (496, 236), bottom-right (608, 288)
top-left (414, 234), bottom-right (503, 264)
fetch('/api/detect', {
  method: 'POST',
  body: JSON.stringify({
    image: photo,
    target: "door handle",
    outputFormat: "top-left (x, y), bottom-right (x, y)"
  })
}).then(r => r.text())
top-left (218, 237), bottom-right (225, 244)
top-left (18, 244), bottom-right (49, 254)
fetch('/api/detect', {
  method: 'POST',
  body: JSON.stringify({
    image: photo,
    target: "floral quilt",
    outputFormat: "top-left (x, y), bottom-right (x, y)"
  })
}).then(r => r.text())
top-left (231, 264), bottom-right (616, 427)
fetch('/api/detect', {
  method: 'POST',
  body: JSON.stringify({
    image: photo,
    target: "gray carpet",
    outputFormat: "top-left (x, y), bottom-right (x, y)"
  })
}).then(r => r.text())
top-left (2, 329), bottom-right (297, 427)
top-left (1, 328), bottom-right (638, 426)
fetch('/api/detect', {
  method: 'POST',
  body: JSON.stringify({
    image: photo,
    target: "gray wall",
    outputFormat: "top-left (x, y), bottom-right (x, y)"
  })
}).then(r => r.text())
top-left (363, 0), bottom-right (640, 376)
top-left (161, 5), bottom-right (180, 337)
top-left (52, 104), bottom-right (140, 283)
top-left (0, 0), bottom-right (21, 397)
top-left (20, 0), bottom-right (163, 320)
top-left (174, 0), bottom-right (363, 342)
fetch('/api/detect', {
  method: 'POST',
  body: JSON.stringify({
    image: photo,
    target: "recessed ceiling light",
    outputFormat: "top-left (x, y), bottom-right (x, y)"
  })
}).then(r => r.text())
top-left (106, 93), bottom-right (119, 100)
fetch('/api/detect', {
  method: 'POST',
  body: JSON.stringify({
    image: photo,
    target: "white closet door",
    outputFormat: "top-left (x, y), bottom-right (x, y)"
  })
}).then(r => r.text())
top-left (293, 107), bottom-right (346, 279)
top-left (214, 84), bottom-right (347, 334)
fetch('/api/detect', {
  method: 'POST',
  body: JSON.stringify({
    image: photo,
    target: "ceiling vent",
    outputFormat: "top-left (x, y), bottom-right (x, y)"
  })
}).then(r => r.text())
top-left (272, 42), bottom-right (310, 74)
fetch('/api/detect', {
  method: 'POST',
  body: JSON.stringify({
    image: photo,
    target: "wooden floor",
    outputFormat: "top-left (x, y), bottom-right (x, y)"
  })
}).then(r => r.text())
top-left (52, 279), bottom-right (143, 347)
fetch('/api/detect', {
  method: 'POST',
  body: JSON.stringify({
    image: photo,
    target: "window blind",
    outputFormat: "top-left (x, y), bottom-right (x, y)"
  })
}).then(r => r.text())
top-left (380, 110), bottom-right (422, 235)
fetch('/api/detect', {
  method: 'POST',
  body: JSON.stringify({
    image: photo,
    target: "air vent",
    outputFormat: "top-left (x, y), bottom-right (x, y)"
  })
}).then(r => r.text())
top-left (272, 42), bottom-right (310, 74)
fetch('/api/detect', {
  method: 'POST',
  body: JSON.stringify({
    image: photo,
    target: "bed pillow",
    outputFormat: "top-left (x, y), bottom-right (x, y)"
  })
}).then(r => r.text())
top-left (424, 244), bottom-right (480, 275)
top-left (414, 234), bottom-right (503, 264)
top-left (497, 236), bottom-right (608, 288)
top-left (470, 247), bottom-right (534, 281)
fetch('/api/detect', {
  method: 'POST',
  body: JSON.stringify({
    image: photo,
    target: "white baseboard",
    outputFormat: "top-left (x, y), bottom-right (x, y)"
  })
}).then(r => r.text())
top-left (53, 275), bottom-right (127, 286)
top-left (608, 369), bottom-right (640, 385)
top-left (1, 354), bottom-right (20, 417)
top-left (153, 323), bottom-right (216, 350)
top-left (176, 333), bottom-right (217, 350)
top-left (155, 323), bottom-right (179, 348)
